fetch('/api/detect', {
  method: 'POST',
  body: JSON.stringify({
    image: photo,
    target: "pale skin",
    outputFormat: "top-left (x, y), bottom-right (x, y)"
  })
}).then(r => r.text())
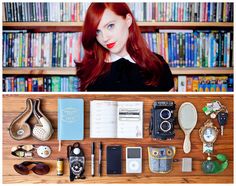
top-left (96, 8), bottom-right (132, 57)
top-left (96, 8), bottom-right (175, 91)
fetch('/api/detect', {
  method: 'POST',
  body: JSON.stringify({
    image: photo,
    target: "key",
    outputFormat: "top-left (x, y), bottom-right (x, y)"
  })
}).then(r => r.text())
top-left (217, 111), bottom-right (228, 136)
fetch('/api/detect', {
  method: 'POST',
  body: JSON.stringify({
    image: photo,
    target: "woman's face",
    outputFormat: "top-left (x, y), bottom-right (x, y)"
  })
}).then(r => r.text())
top-left (96, 8), bottom-right (132, 57)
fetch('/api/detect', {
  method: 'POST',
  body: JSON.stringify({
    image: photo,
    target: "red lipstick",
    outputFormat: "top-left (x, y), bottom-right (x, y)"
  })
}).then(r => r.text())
top-left (107, 42), bottom-right (116, 49)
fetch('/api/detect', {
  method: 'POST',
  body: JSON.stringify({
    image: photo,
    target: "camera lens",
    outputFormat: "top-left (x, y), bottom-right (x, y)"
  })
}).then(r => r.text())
top-left (160, 121), bottom-right (171, 132)
top-left (160, 109), bottom-right (171, 120)
top-left (72, 161), bottom-right (82, 173)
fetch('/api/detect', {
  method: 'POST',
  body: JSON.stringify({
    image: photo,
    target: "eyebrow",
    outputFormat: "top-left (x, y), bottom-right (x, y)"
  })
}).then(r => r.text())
top-left (99, 20), bottom-right (115, 29)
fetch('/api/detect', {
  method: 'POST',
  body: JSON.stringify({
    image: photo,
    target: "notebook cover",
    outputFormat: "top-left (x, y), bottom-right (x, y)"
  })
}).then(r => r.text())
top-left (58, 98), bottom-right (84, 140)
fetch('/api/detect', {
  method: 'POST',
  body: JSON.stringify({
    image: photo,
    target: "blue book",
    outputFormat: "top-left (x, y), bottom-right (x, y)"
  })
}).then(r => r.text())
top-left (58, 98), bottom-right (84, 151)
top-left (168, 36), bottom-right (172, 66)
top-left (190, 33), bottom-right (194, 67)
top-left (52, 32), bottom-right (57, 67)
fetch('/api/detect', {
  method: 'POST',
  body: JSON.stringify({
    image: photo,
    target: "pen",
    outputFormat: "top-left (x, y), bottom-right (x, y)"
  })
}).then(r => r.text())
top-left (91, 142), bottom-right (95, 176)
top-left (98, 142), bottom-right (102, 176)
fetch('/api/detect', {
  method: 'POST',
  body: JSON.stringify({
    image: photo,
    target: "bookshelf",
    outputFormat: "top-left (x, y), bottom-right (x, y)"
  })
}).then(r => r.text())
top-left (2, 2), bottom-right (234, 92)
top-left (3, 22), bottom-right (233, 34)
top-left (3, 67), bottom-right (233, 76)
top-left (3, 21), bottom-right (234, 28)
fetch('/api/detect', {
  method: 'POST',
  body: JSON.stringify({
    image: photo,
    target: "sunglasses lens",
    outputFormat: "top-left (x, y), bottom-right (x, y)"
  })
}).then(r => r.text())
top-left (14, 164), bottom-right (29, 175)
top-left (32, 163), bottom-right (50, 175)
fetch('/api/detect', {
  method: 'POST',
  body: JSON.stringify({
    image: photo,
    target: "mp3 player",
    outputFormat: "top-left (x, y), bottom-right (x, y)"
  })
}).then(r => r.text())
top-left (126, 147), bottom-right (142, 173)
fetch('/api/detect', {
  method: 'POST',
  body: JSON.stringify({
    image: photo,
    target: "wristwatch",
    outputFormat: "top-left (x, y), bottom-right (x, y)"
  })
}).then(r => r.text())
top-left (199, 119), bottom-right (219, 153)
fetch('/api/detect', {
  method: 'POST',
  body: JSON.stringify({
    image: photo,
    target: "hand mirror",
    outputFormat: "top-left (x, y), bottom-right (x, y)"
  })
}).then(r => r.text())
top-left (178, 102), bottom-right (198, 153)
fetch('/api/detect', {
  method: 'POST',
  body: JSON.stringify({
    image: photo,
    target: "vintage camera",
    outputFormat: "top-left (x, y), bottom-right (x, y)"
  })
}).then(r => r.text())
top-left (67, 142), bottom-right (85, 181)
top-left (150, 101), bottom-right (175, 140)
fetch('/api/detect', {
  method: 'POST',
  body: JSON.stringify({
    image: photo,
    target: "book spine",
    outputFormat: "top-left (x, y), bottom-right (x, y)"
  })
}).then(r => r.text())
top-left (176, 33), bottom-right (180, 67)
top-left (218, 32), bottom-right (222, 67)
top-left (3, 33), bottom-right (7, 67)
top-left (220, 32), bottom-right (224, 67)
top-left (223, 32), bottom-right (227, 67)
top-left (179, 33), bottom-right (183, 67)
top-left (168, 34), bottom-right (172, 66)
top-left (173, 33), bottom-right (177, 67)
top-left (164, 33), bottom-right (168, 63)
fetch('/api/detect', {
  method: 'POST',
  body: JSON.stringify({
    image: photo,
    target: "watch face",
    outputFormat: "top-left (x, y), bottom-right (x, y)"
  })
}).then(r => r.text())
top-left (203, 128), bottom-right (216, 142)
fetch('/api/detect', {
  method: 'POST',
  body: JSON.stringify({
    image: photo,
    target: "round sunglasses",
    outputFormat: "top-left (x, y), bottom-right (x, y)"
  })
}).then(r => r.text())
top-left (14, 161), bottom-right (50, 175)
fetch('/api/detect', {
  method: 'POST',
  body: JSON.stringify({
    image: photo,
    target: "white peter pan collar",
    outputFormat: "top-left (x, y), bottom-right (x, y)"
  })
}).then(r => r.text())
top-left (105, 53), bottom-right (136, 64)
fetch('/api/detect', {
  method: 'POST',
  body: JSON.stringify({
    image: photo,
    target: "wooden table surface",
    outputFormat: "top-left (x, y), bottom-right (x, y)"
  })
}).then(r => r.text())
top-left (2, 94), bottom-right (234, 184)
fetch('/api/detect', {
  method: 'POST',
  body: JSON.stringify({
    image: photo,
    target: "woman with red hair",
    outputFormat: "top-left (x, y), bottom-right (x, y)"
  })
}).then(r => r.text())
top-left (76, 3), bottom-right (174, 91)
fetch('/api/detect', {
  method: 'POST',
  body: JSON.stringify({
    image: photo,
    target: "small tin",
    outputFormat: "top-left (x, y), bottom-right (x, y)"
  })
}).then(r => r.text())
top-left (57, 158), bottom-right (64, 176)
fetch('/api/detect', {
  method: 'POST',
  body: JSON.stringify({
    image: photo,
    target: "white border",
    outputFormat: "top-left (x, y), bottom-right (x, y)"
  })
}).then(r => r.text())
top-left (0, 1), bottom-right (235, 186)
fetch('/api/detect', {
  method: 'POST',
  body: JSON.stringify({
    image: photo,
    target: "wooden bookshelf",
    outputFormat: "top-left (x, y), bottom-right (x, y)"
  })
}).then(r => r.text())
top-left (138, 22), bottom-right (234, 27)
top-left (3, 22), bottom-right (233, 27)
top-left (3, 22), bottom-right (233, 32)
top-left (3, 67), bottom-right (77, 76)
top-left (170, 67), bottom-right (234, 75)
top-left (3, 67), bottom-right (234, 76)
top-left (3, 22), bottom-right (84, 27)
top-left (2, 2), bottom-right (234, 91)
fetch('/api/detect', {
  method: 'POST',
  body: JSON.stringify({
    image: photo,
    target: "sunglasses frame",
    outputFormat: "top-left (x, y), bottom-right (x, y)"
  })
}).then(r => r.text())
top-left (13, 161), bottom-right (50, 175)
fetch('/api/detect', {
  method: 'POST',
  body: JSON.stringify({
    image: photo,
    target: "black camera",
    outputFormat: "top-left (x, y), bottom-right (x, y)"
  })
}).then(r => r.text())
top-left (150, 101), bottom-right (175, 140)
top-left (67, 142), bottom-right (85, 181)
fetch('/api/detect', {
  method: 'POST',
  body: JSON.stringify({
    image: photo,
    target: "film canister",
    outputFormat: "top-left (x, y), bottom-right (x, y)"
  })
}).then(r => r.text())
top-left (57, 158), bottom-right (64, 176)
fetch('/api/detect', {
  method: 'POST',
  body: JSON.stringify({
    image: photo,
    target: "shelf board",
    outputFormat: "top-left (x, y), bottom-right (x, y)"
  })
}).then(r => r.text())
top-left (3, 67), bottom-right (76, 75)
top-left (3, 67), bottom-right (233, 76)
top-left (3, 22), bottom-right (84, 27)
top-left (170, 67), bottom-right (233, 75)
top-left (138, 22), bottom-right (234, 27)
top-left (3, 22), bottom-right (233, 28)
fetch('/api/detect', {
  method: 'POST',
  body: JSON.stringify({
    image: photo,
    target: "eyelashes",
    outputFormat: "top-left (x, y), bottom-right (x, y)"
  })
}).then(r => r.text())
top-left (96, 23), bottom-right (115, 36)
top-left (96, 30), bottom-right (101, 35)
top-left (107, 23), bottom-right (114, 30)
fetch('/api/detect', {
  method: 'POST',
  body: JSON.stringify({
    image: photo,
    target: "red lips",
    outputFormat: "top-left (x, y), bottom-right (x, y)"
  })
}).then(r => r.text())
top-left (107, 42), bottom-right (116, 49)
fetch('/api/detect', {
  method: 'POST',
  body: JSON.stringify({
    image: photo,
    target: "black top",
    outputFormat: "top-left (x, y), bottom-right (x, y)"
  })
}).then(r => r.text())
top-left (87, 54), bottom-right (174, 91)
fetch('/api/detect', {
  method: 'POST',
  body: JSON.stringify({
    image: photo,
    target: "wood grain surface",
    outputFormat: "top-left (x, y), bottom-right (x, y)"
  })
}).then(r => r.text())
top-left (2, 94), bottom-right (233, 184)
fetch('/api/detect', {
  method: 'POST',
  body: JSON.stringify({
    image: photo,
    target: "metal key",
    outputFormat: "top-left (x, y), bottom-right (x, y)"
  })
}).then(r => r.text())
top-left (217, 111), bottom-right (228, 136)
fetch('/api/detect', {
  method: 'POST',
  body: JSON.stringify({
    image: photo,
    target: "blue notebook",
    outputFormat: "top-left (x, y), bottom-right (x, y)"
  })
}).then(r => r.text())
top-left (58, 99), bottom-right (84, 150)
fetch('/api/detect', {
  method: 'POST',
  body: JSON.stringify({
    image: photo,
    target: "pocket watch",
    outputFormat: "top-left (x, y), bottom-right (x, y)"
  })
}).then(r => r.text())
top-left (199, 119), bottom-right (219, 153)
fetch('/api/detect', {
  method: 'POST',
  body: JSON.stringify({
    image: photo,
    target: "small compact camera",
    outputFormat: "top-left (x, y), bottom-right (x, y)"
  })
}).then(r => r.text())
top-left (67, 142), bottom-right (85, 181)
top-left (150, 101), bottom-right (175, 140)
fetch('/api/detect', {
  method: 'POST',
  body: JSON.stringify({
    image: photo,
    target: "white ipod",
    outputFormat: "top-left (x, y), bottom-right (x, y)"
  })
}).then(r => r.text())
top-left (126, 147), bottom-right (142, 173)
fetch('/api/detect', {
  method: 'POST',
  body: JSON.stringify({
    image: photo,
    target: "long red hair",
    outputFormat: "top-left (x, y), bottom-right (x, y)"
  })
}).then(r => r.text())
top-left (76, 3), bottom-right (164, 91)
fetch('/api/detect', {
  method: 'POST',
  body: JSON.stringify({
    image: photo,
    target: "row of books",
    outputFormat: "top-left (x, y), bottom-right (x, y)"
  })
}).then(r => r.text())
top-left (80, 2), bottom-right (234, 22)
top-left (175, 75), bottom-right (233, 92)
top-left (3, 31), bottom-right (83, 68)
top-left (3, 3), bottom-right (79, 22)
top-left (3, 75), bottom-right (233, 92)
top-left (3, 76), bottom-right (79, 92)
top-left (143, 30), bottom-right (233, 68)
top-left (3, 30), bottom-right (233, 68)
top-left (3, 2), bottom-right (233, 23)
